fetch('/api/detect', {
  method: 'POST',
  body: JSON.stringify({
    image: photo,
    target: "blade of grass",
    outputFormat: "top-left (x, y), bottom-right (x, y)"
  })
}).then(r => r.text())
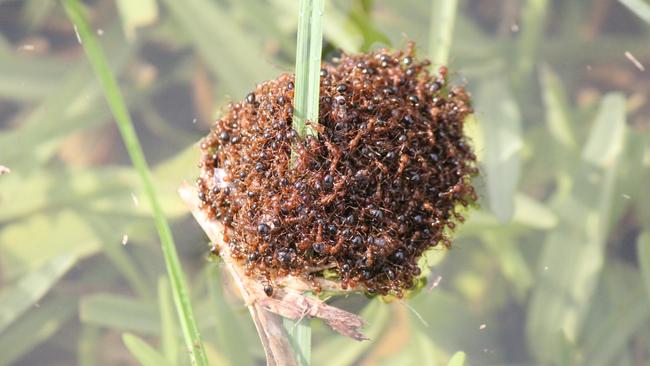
top-left (62, 2), bottom-right (208, 365)
top-left (539, 65), bottom-right (577, 149)
top-left (158, 278), bottom-right (179, 364)
top-left (526, 93), bottom-right (626, 362)
top-left (293, 0), bottom-right (325, 138)
top-left (283, 317), bottom-right (311, 366)
top-left (0, 297), bottom-right (76, 366)
top-left (638, 232), bottom-right (650, 300)
top-left (123, 333), bottom-right (173, 366)
top-left (284, 0), bottom-right (324, 362)
top-left (447, 351), bottom-right (466, 366)
top-left (80, 294), bottom-right (160, 335)
top-left (78, 325), bottom-right (101, 366)
top-left (514, 0), bottom-right (549, 83)
top-left (429, 0), bottom-right (458, 66)
top-left (619, 0), bottom-right (650, 24)
top-left (0, 253), bottom-right (76, 334)
top-left (476, 78), bottom-right (523, 222)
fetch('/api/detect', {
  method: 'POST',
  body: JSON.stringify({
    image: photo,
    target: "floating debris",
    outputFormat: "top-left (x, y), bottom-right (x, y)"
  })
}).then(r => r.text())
top-left (625, 51), bottom-right (645, 71)
top-left (73, 24), bottom-right (82, 44)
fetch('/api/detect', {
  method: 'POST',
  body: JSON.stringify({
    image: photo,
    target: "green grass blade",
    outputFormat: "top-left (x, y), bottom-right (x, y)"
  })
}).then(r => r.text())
top-left (514, 0), bottom-right (549, 81)
top-left (123, 333), bottom-right (173, 366)
top-left (283, 317), bottom-right (311, 366)
top-left (429, 0), bottom-right (458, 66)
top-left (293, 0), bottom-right (325, 138)
top-left (539, 65), bottom-right (577, 149)
top-left (476, 78), bottom-right (523, 222)
top-left (620, 0), bottom-right (650, 24)
top-left (638, 232), bottom-right (650, 300)
top-left (205, 267), bottom-right (255, 366)
top-left (78, 325), bottom-right (101, 366)
top-left (80, 294), bottom-right (160, 335)
top-left (447, 351), bottom-right (466, 366)
top-left (0, 297), bottom-right (76, 365)
top-left (61, 2), bottom-right (208, 365)
top-left (0, 253), bottom-right (76, 334)
top-left (158, 278), bottom-right (179, 364)
top-left (526, 93), bottom-right (627, 362)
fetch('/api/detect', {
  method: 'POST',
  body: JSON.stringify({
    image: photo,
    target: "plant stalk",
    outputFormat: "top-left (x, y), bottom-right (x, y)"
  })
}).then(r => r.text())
top-left (293, 0), bottom-right (325, 138)
top-left (62, 1), bottom-right (208, 365)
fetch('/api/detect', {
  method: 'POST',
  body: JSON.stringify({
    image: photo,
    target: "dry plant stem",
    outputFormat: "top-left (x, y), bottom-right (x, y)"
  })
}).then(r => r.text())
top-left (179, 183), bottom-right (368, 364)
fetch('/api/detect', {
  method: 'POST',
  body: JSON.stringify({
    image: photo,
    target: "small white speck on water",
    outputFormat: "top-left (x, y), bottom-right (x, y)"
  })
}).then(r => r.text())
top-left (73, 25), bottom-right (82, 44)
top-left (122, 234), bottom-right (129, 245)
top-left (318, 10), bottom-right (323, 16)
top-left (479, 323), bottom-right (487, 330)
top-left (544, 266), bottom-right (549, 271)
top-left (21, 44), bottom-right (35, 51)
top-left (0, 165), bottom-right (10, 175)
top-left (192, 117), bottom-right (197, 124)
top-left (510, 23), bottom-right (519, 32)
top-left (131, 192), bottom-right (140, 206)
top-left (622, 194), bottom-right (631, 199)
top-left (625, 51), bottom-right (645, 71)
top-left (97, 28), bottom-right (104, 36)
top-left (427, 275), bottom-right (443, 291)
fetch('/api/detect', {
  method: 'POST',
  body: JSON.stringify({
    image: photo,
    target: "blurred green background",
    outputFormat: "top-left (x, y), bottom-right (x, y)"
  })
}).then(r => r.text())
top-left (1, 0), bottom-right (649, 365)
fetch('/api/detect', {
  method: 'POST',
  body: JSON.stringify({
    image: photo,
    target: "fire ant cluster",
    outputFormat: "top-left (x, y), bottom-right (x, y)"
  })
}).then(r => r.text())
top-left (197, 43), bottom-right (478, 297)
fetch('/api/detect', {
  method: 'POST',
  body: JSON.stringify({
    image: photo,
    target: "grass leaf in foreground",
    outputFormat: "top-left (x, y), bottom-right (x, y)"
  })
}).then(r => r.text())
top-left (293, 0), bottom-right (325, 138)
top-left (61, 1), bottom-right (208, 365)
top-left (619, 0), bottom-right (650, 24)
top-left (429, 0), bottom-right (458, 66)
top-left (447, 351), bottom-right (466, 366)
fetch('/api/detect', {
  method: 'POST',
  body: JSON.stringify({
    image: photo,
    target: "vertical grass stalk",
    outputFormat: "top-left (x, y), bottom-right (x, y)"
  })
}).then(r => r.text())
top-left (286, 0), bottom-right (325, 363)
top-left (62, 1), bottom-right (208, 365)
top-left (293, 0), bottom-right (325, 138)
top-left (429, 0), bottom-right (458, 66)
top-left (514, 0), bottom-right (549, 82)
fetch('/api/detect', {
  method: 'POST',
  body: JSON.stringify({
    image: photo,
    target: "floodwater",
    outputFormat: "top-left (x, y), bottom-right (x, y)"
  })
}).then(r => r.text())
top-left (0, 0), bottom-right (649, 365)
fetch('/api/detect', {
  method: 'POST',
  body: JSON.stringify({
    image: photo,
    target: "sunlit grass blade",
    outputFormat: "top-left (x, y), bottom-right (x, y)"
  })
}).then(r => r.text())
top-left (61, 1), bottom-right (208, 365)
top-left (0, 297), bottom-right (76, 365)
top-left (514, 0), bottom-right (549, 81)
top-left (283, 317), bottom-right (311, 366)
top-left (638, 232), bottom-right (650, 299)
top-left (620, 0), bottom-right (650, 24)
top-left (158, 278), bottom-right (179, 364)
top-left (539, 65), bottom-right (577, 149)
top-left (123, 333), bottom-right (173, 366)
top-left (0, 253), bottom-right (75, 334)
top-left (80, 294), bottom-right (160, 334)
top-left (429, 0), bottom-right (458, 66)
top-left (447, 351), bottom-right (466, 366)
top-left (476, 78), bottom-right (523, 222)
top-left (293, 0), bottom-right (325, 138)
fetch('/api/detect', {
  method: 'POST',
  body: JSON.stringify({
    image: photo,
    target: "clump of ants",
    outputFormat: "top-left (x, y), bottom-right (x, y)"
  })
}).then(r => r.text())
top-left (197, 43), bottom-right (478, 297)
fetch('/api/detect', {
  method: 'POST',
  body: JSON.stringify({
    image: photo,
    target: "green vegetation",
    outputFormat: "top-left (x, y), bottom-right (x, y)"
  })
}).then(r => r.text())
top-left (63, 0), bottom-right (208, 364)
top-left (0, 0), bottom-right (649, 365)
top-left (293, 0), bottom-right (325, 138)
